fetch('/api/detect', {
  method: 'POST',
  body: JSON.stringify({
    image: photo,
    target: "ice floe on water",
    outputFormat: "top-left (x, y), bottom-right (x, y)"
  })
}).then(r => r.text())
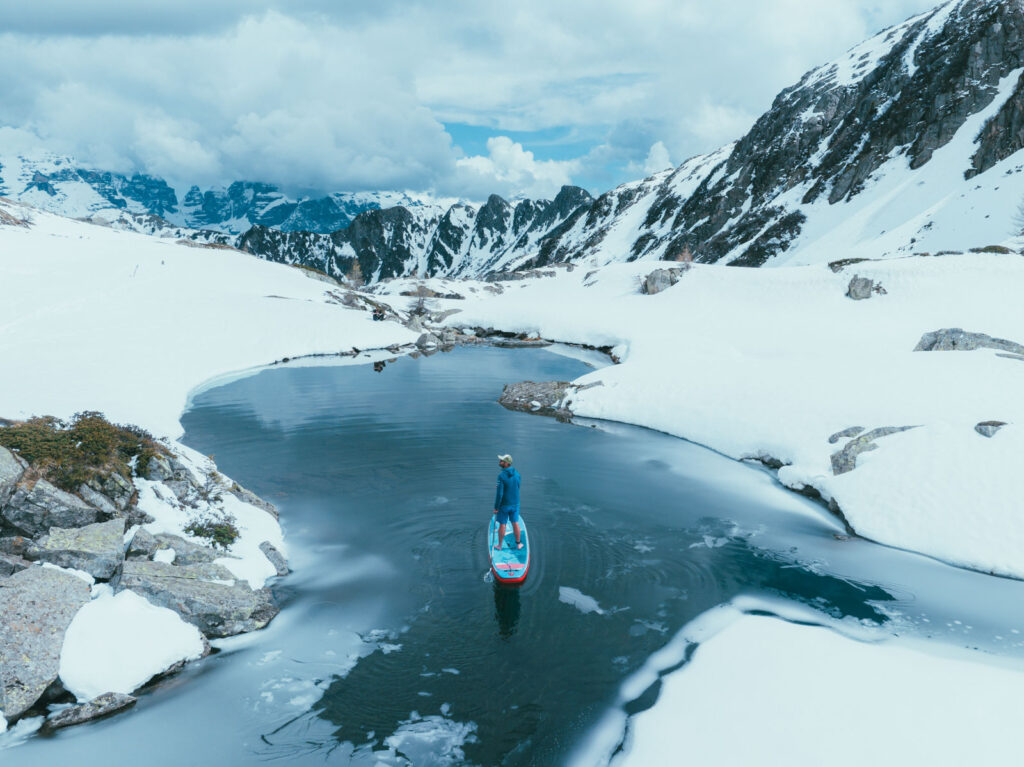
top-left (559, 586), bottom-right (606, 615)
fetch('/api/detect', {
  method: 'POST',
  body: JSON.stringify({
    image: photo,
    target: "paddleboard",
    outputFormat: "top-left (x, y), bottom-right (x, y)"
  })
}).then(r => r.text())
top-left (489, 514), bottom-right (530, 585)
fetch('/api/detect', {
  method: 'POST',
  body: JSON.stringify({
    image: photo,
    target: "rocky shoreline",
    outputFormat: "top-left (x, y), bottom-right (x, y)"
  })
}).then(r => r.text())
top-left (0, 426), bottom-right (286, 733)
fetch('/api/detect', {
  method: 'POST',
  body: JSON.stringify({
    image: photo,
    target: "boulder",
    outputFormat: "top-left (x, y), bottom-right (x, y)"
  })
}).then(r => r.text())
top-left (830, 426), bottom-right (919, 475)
top-left (29, 519), bottom-right (126, 580)
top-left (846, 275), bottom-right (875, 300)
top-left (1, 478), bottom-right (99, 538)
top-left (499, 381), bottom-right (572, 420)
top-left (0, 551), bottom-right (30, 578)
top-left (228, 484), bottom-right (279, 520)
top-left (913, 328), bottom-right (1024, 355)
top-left (403, 315), bottom-right (425, 333)
top-left (975, 420), bottom-right (1007, 438)
top-left (259, 541), bottom-right (289, 576)
top-left (0, 446), bottom-right (26, 506)
top-left (0, 567), bottom-right (92, 720)
top-left (415, 332), bottom-right (440, 349)
top-left (85, 472), bottom-right (134, 511)
top-left (77, 483), bottom-right (119, 515)
top-left (144, 454), bottom-right (175, 482)
top-left (641, 266), bottom-right (689, 295)
top-left (152, 533), bottom-right (221, 565)
top-left (126, 527), bottom-right (158, 559)
top-left (119, 560), bottom-right (278, 638)
top-left (41, 692), bottom-right (136, 733)
top-left (0, 535), bottom-right (31, 557)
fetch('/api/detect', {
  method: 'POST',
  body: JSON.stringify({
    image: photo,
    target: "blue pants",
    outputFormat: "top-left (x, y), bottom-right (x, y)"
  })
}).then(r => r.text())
top-left (496, 507), bottom-right (520, 525)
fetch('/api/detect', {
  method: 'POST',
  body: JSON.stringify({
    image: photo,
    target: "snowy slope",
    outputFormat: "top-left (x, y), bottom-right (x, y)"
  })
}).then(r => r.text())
top-left (0, 199), bottom-right (416, 437)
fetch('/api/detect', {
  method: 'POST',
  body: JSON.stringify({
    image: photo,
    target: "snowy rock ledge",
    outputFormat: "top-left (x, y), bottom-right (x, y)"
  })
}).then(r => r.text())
top-left (0, 436), bottom-right (286, 732)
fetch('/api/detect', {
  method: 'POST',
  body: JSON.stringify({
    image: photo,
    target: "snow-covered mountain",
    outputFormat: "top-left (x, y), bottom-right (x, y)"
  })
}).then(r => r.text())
top-left (532, 0), bottom-right (1024, 268)
top-left (245, 0), bottom-right (1024, 279)
top-left (0, 151), bottom-right (443, 234)
top-left (237, 186), bottom-right (593, 282)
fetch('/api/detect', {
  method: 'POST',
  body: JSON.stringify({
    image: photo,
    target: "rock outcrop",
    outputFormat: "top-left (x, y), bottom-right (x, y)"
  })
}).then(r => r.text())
top-left (0, 567), bottom-right (91, 719)
top-left (40, 692), bottom-right (137, 732)
top-left (119, 560), bottom-right (278, 638)
top-left (913, 328), bottom-right (1024, 355)
top-left (2, 478), bottom-right (100, 538)
top-left (641, 266), bottom-right (689, 295)
top-left (975, 420), bottom-right (1007, 437)
top-left (830, 426), bottom-right (920, 475)
top-left (27, 518), bottom-right (126, 580)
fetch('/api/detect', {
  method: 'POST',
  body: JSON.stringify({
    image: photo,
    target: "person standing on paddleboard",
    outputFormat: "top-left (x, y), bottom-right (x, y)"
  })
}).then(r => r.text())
top-left (493, 454), bottom-right (523, 550)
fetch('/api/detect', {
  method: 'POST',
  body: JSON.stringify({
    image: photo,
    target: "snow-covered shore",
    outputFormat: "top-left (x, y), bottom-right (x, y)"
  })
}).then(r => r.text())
top-left (376, 254), bottom-right (1024, 580)
top-left (0, 199), bottom-right (419, 732)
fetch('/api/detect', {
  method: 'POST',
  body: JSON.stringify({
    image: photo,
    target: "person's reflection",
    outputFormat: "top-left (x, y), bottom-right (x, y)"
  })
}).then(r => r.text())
top-left (493, 583), bottom-right (521, 638)
top-left (373, 360), bottom-right (386, 373)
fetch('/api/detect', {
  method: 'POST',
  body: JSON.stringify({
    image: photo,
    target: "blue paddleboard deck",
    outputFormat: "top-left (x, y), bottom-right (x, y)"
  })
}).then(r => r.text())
top-left (489, 515), bottom-right (530, 585)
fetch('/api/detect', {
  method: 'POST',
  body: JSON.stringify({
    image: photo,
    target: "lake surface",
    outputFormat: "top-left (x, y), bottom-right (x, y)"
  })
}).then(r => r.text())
top-left (7, 346), bottom-right (1024, 765)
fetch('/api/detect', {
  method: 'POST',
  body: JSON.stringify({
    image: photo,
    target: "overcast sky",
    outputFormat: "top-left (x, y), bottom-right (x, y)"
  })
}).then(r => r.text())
top-left (0, 0), bottom-right (941, 199)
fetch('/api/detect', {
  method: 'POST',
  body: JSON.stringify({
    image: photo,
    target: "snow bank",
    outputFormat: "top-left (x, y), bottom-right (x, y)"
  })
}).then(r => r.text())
top-left (613, 613), bottom-right (1024, 766)
top-left (0, 200), bottom-right (416, 438)
top-left (59, 589), bottom-right (206, 701)
top-left (435, 254), bottom-right (1024, 578)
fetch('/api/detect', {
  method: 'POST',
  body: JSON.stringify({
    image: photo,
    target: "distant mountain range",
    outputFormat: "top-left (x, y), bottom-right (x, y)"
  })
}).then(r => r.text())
top-left (4, 0), bottom-right (1024, 282)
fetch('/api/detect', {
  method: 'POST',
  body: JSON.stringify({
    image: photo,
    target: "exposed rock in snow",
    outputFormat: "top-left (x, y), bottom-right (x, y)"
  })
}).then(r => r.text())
top-left (27, 518), bottom-right (125, 580)
top-left (118, 560), bottom-right (278, 638)
top-left (845, 274), bottom-right (885, 299)
top-left (913, 327), bottom-right (1024, 354)
top-left (641, 266), bottom-right (689, 295)
top-left (0, 567), bottom-right (91, 719)
top-left (259, 541), bottom-right (289, 577)
top-left (1, 478), bottom-right (100, 538)
top-left (975, 420), bottom-right (1007, 438)
top-left (830, 426), bottom-right (920, 475)
top-left (498, 381), bottom-right (573, 420)
top-left (40, 692), bottom-right (137, 733)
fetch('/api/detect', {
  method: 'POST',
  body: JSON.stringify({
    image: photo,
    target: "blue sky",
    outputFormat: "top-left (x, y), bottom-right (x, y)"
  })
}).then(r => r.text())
top-left (0, 0), bottom-right (941, 200)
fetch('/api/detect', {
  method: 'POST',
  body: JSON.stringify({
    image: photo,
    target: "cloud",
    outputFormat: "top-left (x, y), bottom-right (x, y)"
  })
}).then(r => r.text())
top-left (0, 1), bottom-right (940, 198)
top-left (453, 137), bottom-right (579, 199)
top-left (642, 141), bottom-right (673, 175)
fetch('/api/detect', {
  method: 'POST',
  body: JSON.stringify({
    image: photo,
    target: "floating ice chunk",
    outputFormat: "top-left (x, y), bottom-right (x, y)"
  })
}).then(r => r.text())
top-left (559, 586), bottom-right (605, 615)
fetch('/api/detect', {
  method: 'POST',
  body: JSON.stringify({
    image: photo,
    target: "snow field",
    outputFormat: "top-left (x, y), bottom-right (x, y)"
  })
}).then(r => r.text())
top-left (615, 612), bottom-right (1024, 766)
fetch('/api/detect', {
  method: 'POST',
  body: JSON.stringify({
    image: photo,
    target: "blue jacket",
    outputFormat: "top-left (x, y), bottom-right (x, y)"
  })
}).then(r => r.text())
top-left (494, 467), bottom-right (521, 511)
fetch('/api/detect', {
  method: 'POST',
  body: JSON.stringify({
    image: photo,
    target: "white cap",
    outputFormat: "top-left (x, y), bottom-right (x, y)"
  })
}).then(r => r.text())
top-left (497, 454), bottom-right (513, 464)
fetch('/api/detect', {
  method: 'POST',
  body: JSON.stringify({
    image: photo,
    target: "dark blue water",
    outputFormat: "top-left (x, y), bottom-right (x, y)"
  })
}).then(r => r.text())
top-left (9, 346), bottom-right (1024, 766)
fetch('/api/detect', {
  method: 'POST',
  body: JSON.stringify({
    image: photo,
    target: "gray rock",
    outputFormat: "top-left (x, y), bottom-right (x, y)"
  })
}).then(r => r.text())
top-left (77, 483), bottom-right (119, 515)
top-left (415, 332), bottom-right (440, 349)
top-left (0, 446), bottom-right (26, 506)
top-left (0, 567), bottom-right (92, 720)
top-left (144, 454), bottom-right (174, 482)
top-left (403, 315), bottom-right (425, 333)
top-left (0, 536), bottom-right (31, 557)
top-left (152, 533), bottom-right (221, 565)
top-left (126, 527), bottom-right (158, 559)
top-left (1, 478), bottom-right (100, 538)
top-left (492, 337), bottom-right (551, 349)
top-left (913, 328), bottom-right (1024, 355)
top-left (830, 426), bottom-right (920, 475)
top-left (259, 541), bottom-right (289, 576)
top-left (30, 518), bottom-right (126, 580)
top-left (975, 420), bottom-right (1008, 438)
top-left (120, 560), bottom-right (278, 638)
top-left (41, 692), bottom-right (137, 732)
top-left (86, 472), bottom-right (134, 510)
top-left (846, 274), bottom-right (875, 300)
top-left (0, 551), bottom-right (30, 578)
top-left (828, 426), bottom-right (865, 444)
top-left (228, 484), bottom-right (279, 520)
top-left (428, 308), bottom-right (463, 323)
top-left (641, 266), bottom-right (689, 295)
top-left (498, 381), bottom-right (573, 420)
